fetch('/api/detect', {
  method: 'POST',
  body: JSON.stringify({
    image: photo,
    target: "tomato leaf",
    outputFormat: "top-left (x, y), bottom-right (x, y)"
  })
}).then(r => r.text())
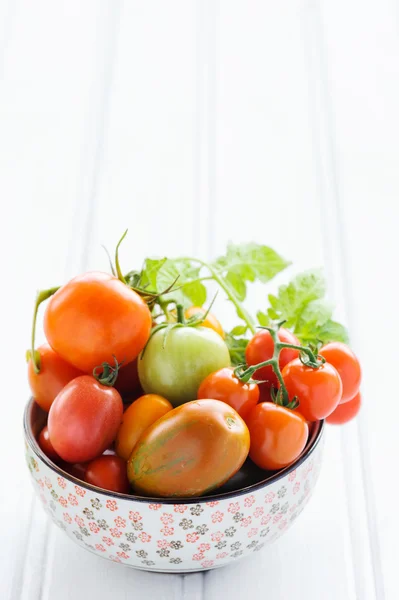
top-left (156, 259), bottom-right (207, 308)
top-left (230, 325), bottom-right (248, 336)
top-left (314, 320), bottom-right (349, 344)
top-left (140, 258), bottom-right (167, 290)
top-left (256, 310), bottom-right (270, 327)
top-left (225, 271), bottom-right (247, 302)
top-left (224, 332), bottom-right (249, 366)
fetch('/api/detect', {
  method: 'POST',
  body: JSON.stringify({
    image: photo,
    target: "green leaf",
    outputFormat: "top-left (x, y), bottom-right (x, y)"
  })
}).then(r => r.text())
top-left (316, 320), bottom-right (349, 344)
top-left (256, 311), bottom-right (269, 326)
top-left (214, 242), bottom-right (290, 284)
top-left (230, 325), bottom-right (248, 336)
top-left (225, 332), bottom-right (249, 366)
top-left (156, 258), bottom-right (207, 308)
top-left (140, 257), bottom-right (167, 290)
top-left (225, 271), bottom-right (247, 302)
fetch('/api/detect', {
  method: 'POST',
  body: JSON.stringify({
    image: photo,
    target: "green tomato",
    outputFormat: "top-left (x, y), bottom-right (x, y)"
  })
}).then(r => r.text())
top-left (138, 326), bottom-right (231, 406)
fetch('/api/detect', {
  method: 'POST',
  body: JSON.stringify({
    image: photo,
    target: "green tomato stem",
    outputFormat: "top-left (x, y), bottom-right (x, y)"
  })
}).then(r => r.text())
top-left (115, 229), bottom-right (128, 284)
top-left (30, 286), bottom-right (60, 374)
top-left (176, 304), bottom-right (185, 324)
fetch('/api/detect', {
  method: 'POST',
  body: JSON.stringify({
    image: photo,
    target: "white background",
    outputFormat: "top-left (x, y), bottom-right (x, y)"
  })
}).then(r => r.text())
top-left (0, 1), bottom-right (398, 599)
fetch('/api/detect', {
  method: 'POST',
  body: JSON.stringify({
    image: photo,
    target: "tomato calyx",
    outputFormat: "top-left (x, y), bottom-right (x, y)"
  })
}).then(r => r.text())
top-left (92, 356), bottom-right (122, 387)
top-left (234, 322), bottom-right (325, 409)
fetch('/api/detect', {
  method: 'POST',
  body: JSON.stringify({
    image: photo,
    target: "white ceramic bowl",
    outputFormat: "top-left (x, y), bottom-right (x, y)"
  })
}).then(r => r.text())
top-left (24, 399), bottom-right (325, 573)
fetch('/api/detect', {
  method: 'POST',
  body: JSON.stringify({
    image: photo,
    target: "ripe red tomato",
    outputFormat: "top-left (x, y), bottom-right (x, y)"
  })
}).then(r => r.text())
top-left (245, 402), bottom-right (309, 470)
top-left (44, 272), bottom-right (152, 373)
top-left (48, 375), bottom-right (123, 463)
top-left (185, 306), bottom-right (225, 339)
top-left (59, 461), bottom-right (88, 480)
top-left (258, 383), bottom-right (273, 403)
top-left (326, 392), bottom-right (361, 425)
top-left (114, 358), bottom-right (142, 400)
top-left (38, 425), bottom-right (60, 462)
top-left (197, 367), bottom-right (259, 419)
top-left (115, 394), bottom-right (173, 461)
top-left (28, 344), bottom-right (83, 412)
top-left (319, 342), bottom-right (361, 404)
top-left (245, 328), bottom-right (300, 387)
top-left (282, 359), bottom-right (342, 421)
top-left (85, 455), bottom-right (130, 494)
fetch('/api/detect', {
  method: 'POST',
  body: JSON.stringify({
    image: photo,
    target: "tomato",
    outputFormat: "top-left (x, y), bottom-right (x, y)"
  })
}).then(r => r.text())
top-left (115, 394), bottom-right (173, 460)
top-left (282, 359), bottom-right (342, 421)
top-left (245, 402), bottom-right (308, 470)
top-left (326, 392), bottom-right (361, 425)
top-left (38, 425), bottom-right (60, 462)
top-left (85, 455), bottom-right (130, 494)
top-left (28, 344), bottom-right (83, 412)
top-left (44, 272), bottom-right (152, 373)
top-left (197, 367), bottom-right (259, 419)
top-left (138, 326), bottom-right (231, 406)
top-left (48, 375), bottom-right (123, 463)
top-left (259, 383), bottom-right (273, 403)
top-left (114, 358), bottom-right (142, 400)
top-left (60, 461), bottom-right (88, 480)
top-left (320, 342), bottom-right (361, 404)
top-left (245, 328), bottom-right (300, 387)
top-left (185, 306), bottom-right (225, 338)
top-left (127, 399), bottom-right (250, 497)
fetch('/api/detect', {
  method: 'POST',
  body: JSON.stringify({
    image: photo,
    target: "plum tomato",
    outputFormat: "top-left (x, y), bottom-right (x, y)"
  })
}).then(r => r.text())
top-left (44, 272), bottom-right (152, 373)
top-left (127, 399), bottom-right (250, 497)
top-left (138, 326), bottom-right (231, 406)
top-left (326, 392), bottom-right (362, 425)
top-left (115, 394), bottom-right (173, 461)
top-left (245, 328), bottom-right (300, 387)
top-left (245, 402), bottom-right (309, 471)
top-left (28, 343), bottom-right (83, 412)
top-left (38, 425), bottom-right (60, 462)
top-left (319, 342), bottom-right (361, 404)
top-left (185, 306), bottom-right (225, 338)
top-left (48, 375), bottom-right (123, 463)
top-left (282, 358), bottom-right (342, 421)
top-left (85, 455), bottom-right (130, 494)
top-left (197, 367), bottom-right (259, 419)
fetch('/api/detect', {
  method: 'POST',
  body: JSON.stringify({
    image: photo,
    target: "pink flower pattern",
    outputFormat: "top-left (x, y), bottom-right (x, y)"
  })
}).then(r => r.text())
top-left (211, 511), bottom-right (224, 523)
top-left (106, 500), bottom-right (118, 512)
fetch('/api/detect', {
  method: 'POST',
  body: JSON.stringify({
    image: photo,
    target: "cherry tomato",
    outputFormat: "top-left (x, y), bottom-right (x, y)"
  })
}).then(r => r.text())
top-left (245, 402), bottom-right (309, 470)
top-left (44, 272), bottom-right (152, 373)
top-left (138, 325), bottom-right (231, 406)
top-left (48, 375), bottom-right (123, 463)
top-left (197, 367), bottom-right (259, 419)
top-left (258, 384), bottom-right (273, 403)
top-left (282, 359), bottom-right (342, 421)
top-left (319, 342), bottom-right (361, 404)
top-left (185, 306), bottom-right (225, 339)
top-left (127, 399), bottom-right (250, 497)
top-left (28, 344), bottom-right (83, 412)
top-left (38, 425), bottom-right (60, 462)
top-left (326, 392), bottom-right (361, 425)
top-left (245, 328), bottom-right (300, 387)
top-left (59, 461), bottom-right (88, 480)
top-left (115, 394), bottom-right (173, 461)
top-left (85, 455), bottom-right (130, 494)
top-left (114, 358), bottom-right (142, 400)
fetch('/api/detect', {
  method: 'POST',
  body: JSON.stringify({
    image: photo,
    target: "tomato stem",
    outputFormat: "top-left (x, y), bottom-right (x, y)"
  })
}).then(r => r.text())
top-left (93, 356), bottom-right (121, 387)
top-left (29, 286), bottom-right (60, 374)
top-left (176, 304), bottom-right (185, 324)
top-left (234, 325), bottom-right (324, 408)
top-left (115, 229), bottom-right (128, 284)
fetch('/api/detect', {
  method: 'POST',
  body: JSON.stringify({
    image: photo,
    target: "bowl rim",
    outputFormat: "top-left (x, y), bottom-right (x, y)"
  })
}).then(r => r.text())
top-left (24, 397), bottom-right (324, 504)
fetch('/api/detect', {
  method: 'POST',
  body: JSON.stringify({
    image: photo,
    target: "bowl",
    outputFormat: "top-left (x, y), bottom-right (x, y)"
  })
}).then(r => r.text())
top-left (24, 398), bottom-right (325, 573)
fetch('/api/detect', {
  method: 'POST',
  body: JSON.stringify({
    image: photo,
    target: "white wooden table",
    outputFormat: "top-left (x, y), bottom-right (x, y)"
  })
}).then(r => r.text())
top-left (0, 1), bottom-right (397, 598)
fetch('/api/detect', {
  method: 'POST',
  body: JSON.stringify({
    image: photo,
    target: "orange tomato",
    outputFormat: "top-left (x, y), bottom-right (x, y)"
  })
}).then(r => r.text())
top-left (44, 272), bottom-right (152, 373)
top-left (28, 344), bottom-right (83, 412)
top-left (246, 402), bottom-right (309, 471)
top-left (326, 392), bottom-right (362, 425)
top-left (127, 399), bottom-right (249, 497)
top-left (115, 394), bottom-right (173, 461)
top-left (197, 367), bottom-right (259, 419)
top-left (185, 306), bottom-right (225, 338)
top-left (320, 342), bottom-right (361, 404)
top-left (245, 328), bottom-right (300, 388)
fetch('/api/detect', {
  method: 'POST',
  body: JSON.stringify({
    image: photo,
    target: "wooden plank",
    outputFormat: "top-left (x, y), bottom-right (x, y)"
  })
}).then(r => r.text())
top-left (320, 1), bottom-right (399, 598)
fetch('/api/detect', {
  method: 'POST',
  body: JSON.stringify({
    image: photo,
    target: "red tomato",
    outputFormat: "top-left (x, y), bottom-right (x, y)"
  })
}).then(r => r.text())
top-left (28, 344), bottom-right (83, 412)
top-left (48, 375), bottom-right (123, 463)
top-left (326, 392), bottom-right (361, 425)
top-left (114, 358), bottom-right (142, 400)
top-left (197, 367), bottom-right (259, 419)
top-left (44, 272), bottom-right (152, 373)
top-left (282, 359), bottom-right (342, 421)
top-left (85, 455), bottom-right (130, 494)
top-left (115, 394), bottom-right (173, 461)
top-left (245, 328), bottom-right (300, 387)
top-left (245, 402), bottom-right (308, 470)
top-left (60, 461), bottom-right (88, 481)
top-left (38, 425), bottom-right (60, 462)
top-left (320, 342), bottom-right (361, 404)
top-left (258, 383), bottom-right (273, 404)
